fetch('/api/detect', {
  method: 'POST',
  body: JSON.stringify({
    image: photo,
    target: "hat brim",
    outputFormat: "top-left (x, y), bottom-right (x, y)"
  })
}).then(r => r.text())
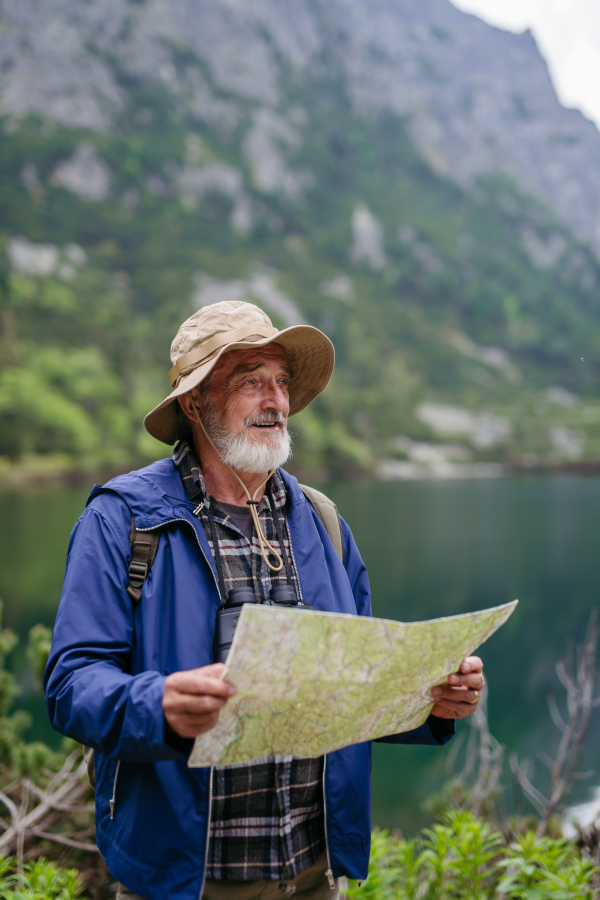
top-left (144, 324), bottom-right (335, 444)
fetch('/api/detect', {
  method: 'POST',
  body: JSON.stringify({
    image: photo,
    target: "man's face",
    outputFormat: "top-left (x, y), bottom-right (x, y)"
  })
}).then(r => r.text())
top-left (204, 343), bottom-right (291, 437)
top-left (188, 343), bottom-right (293, 473)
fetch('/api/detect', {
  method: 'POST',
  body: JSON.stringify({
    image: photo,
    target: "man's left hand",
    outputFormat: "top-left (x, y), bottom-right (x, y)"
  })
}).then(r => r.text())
top-left (430, 656), bottom-right (484, 719)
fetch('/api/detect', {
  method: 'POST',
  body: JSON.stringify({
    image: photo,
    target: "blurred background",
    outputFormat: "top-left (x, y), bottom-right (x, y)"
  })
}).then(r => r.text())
top-left (1, 0), bottom-right (600, 833)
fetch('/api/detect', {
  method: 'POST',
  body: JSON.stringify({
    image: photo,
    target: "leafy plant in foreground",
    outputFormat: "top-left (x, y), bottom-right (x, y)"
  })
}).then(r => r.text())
top-left (345, 812), bottom-right (599, 900)
top-left (496, 831), bottom-right (599, 899)
top-left (0, 856), bottom-right (83, 899)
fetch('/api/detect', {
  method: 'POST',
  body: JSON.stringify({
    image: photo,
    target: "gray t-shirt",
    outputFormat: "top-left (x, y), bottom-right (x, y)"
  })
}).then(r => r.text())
top-left (213, 498), bottom-right (254, 541)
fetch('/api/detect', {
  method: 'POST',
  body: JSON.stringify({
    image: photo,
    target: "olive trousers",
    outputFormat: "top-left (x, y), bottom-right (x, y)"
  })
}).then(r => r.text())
top-left (116, 851), bottom-right (340, 900)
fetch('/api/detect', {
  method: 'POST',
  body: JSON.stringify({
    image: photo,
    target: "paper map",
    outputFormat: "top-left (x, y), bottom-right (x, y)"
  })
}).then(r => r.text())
top-left (188, 600), bottom-right (518, 767)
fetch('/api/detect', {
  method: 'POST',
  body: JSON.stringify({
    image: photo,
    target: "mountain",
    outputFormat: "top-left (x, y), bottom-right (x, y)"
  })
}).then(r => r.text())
top-left (3, 0), bottom-right (600, 251)
top-left (1, 0), bottom-right (600, 484)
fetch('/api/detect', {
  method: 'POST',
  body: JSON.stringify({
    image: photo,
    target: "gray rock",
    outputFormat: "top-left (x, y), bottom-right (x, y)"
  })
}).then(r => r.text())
top-left (174, 162), bottom-right (253, 231)
top-left (3, 0), bottom-right (600, 250)
top-left (192, 269), bottom-right (304, 326)
top-left (350, 205), bottom-right (386, 270)
top-left (8, 236), bottom-right (86, 278)
top-left (243, 110), bottom-right (313, 200)
top-left (52, 143), bottom-right (111, 201)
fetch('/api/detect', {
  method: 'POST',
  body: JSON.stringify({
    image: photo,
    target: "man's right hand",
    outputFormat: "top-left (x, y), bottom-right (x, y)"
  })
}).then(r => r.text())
top-left (162, 664), bottom-right (236, 738)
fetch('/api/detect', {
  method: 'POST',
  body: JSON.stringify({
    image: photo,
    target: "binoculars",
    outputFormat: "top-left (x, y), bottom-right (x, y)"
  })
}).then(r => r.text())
top-left (213, 585), bottom-right (305, 664)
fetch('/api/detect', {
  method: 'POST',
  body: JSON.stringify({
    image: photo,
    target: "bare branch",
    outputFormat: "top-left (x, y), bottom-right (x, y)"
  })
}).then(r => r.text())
top-left (45, 751), bottom-right (82, 794)
top-left (445, 686), bottom-right (506, 818)
top-left (556, 660), bottom-right (577, 697)
top-left (531, 609), bottom-right (599, 836)
top-left (547, 694), bottom-right (570, 735)
top-left (0, 759), bottom-right (88, 854)
top-left (0, 789), bottom-right (19, 828)
top-left (444, 730), bottom-right (465, 779)
top-left (28, 827), bottom-right (99, 853)
top-left (537, 751), bottom-right (556, 771)
top-left (571, 769), bottom-right (594, 781)
top-left (22, 779), bottom-right (93, 814)
top-left (510, 754), bottom-right (549, 816)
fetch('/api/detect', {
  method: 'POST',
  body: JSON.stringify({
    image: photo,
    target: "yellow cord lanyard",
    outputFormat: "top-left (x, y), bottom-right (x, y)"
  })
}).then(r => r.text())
top-left (188, 394), bottom-right (284, 573)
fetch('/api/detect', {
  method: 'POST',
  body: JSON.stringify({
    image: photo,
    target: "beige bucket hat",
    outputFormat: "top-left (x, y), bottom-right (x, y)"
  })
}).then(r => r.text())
top-left (144, 300), bottom-right (335, 444)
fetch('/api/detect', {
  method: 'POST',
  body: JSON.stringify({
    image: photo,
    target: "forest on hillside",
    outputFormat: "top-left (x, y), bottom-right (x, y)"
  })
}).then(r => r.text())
top-left (2, 9), bottom-right (600, 485)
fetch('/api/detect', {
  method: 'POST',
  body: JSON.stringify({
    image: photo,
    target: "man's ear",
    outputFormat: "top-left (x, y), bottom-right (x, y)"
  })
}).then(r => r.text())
top-left (177, 392), bottom-right (197, 423)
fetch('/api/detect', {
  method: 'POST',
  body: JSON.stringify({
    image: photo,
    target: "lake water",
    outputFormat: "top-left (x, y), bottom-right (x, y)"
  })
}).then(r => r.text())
top-left (1, 476), bottom-right (599, 833)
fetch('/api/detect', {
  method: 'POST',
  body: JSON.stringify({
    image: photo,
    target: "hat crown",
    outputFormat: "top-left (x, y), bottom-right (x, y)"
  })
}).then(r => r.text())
top-left (170, 301), bottom-right (274, 365)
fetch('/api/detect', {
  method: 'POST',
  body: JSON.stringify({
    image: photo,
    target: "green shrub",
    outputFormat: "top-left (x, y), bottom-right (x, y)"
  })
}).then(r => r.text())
top-left (346, 811), bottom-right (599, 899)
top-left (0, 857), bottom-right (83, 899)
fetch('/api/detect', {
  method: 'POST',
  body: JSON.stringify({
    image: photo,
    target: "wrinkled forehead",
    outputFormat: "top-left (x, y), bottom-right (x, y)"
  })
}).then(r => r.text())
top-left (214, 342), bottom-right (289, 380)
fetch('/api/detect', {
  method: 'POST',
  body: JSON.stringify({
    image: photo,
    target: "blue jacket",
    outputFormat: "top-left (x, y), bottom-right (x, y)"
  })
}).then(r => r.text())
top-left (45, 460), bottom-right (452, 900)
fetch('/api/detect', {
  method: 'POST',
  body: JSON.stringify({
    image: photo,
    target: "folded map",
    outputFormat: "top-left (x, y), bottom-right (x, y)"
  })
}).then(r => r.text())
top-left (189, 599), bottom-right (518, 767)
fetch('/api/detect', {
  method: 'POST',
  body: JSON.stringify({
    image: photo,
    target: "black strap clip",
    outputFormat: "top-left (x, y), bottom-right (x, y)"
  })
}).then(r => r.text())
top-left (128, 559), bottom-right (149, 587)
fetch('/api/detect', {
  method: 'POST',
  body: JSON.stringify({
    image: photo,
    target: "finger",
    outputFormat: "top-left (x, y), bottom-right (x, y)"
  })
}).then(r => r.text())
top-left (431, 697), bottom-right (480, 716)
top-left (459, 656), bottom-right (483, 674)
top-left (446, 673), bottom-right (485, 690)
top-left (432, 686), bottom-right (481, 703)
top-left (168, 670), bottom-right (236, 698)
top-left (200, 663), bottom-right (229, 679)
top-left (435, 686), bottom-right (481, 702)
top-left (431, 701), bottom-right (479, 720)
top-left (430, 704), bottom-right (456, 719)
top-left (164, 693), bottom-right (229, 715)
top-left (170, 712), bottom-right (220, 730)
top-left (434, 694), bottom-right (480, 710)
top-left (169, 712), bottom-right (220, 738)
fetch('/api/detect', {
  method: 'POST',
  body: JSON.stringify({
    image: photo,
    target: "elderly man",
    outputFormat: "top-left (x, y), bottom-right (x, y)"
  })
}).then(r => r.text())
top-left (45, 301), bottom-right (484, 900)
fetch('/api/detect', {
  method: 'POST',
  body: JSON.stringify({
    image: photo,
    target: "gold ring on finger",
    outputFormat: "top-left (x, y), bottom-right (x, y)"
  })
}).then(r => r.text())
top-left (467, 691), bottom-right (480, 705)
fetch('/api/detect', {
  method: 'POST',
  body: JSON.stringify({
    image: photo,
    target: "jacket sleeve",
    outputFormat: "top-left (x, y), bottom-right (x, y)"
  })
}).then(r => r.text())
top-left (341, 517), bottom-right (455, 747)
top-left (44, 496), bottom-right (183, 762)
top-left (375, 715), bottom-right (454, 745)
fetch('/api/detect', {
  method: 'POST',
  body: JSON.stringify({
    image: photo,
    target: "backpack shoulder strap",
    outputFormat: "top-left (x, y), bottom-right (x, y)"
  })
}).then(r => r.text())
top-left (83, 744), bottom-right (96, 790)
top-left (126, 517), bottom-right (161, 606)
top-left (299, 484), bottom-right (344, 565)
top-left (85, 517), bottom-right (161, 792)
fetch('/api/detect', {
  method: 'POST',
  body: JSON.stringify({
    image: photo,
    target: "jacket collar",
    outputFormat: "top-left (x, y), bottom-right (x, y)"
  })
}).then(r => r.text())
top-left (87, 459), bottom-right (308, 532)
top-left (87, 458), bottom-right (191, 530)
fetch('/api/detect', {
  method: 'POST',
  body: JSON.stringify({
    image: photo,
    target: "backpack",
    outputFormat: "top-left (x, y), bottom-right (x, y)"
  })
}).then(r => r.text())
top-left (125, 484), bottom-right (343, 607)
top-left (83, 484), bottom-right (343, 787)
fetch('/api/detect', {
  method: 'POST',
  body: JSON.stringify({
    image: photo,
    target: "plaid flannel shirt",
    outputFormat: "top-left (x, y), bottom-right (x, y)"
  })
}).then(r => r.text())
top-left (173, 441), bottom-right (325, 882)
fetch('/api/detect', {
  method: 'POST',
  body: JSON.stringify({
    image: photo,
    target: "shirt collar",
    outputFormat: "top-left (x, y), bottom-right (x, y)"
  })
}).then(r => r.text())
top-left (172, 440), bottom-right (287, 512)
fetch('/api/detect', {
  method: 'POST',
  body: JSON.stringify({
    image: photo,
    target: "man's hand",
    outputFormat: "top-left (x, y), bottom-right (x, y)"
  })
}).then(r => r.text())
top-left (430, 656), bottom-right (484, 720)
top-left (163, 664), bottom-right (236, 738)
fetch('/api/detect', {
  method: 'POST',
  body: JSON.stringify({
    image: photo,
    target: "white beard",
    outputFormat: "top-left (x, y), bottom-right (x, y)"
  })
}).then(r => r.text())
top-left (202, 399), bottom-right (292, 474)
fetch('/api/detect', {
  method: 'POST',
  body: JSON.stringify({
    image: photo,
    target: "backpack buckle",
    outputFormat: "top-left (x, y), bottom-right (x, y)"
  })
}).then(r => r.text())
top-left (128, 560), bottom-right (149, 586)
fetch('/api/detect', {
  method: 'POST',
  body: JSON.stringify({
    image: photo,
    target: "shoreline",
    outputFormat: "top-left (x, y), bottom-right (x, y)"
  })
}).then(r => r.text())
top-left (3, 455), bottom-right (600, 493)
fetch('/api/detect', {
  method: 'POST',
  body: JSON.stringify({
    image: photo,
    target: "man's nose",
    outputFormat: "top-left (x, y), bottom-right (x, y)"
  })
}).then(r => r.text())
top-left (260, 379), bottom-right (289, 413)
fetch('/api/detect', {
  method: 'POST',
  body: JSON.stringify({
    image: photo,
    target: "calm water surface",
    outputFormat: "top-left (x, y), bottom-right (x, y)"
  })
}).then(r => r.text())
top-left (1, 477), bottom-right (599, 833)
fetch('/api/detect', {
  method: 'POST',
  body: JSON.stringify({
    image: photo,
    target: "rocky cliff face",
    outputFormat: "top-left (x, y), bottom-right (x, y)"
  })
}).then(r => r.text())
top-left (2, 0), bottom-right (600, 251)
top-left (3, 0), bottom-right (600, 479)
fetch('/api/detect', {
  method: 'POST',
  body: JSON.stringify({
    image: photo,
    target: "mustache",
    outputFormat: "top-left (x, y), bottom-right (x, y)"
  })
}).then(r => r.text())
top-left (245, 409), bottom-right (287, 428)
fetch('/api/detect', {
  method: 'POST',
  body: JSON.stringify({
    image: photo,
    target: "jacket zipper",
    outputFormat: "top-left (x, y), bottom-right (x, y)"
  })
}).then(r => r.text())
top-left (198, 767), bottom-right (214, 899)
top-left (110, 760), bottom-right (121, 819)
top-left (322, 757), bottom-right (335, 890)
top-left (285, 520), bottom-right (306, 606)
top-left (135, 516), bottom-right (222, 600)
top-left (137, 518), bottom-right (220, 896)
top-left (291, 513), bottom-right (334, 887)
